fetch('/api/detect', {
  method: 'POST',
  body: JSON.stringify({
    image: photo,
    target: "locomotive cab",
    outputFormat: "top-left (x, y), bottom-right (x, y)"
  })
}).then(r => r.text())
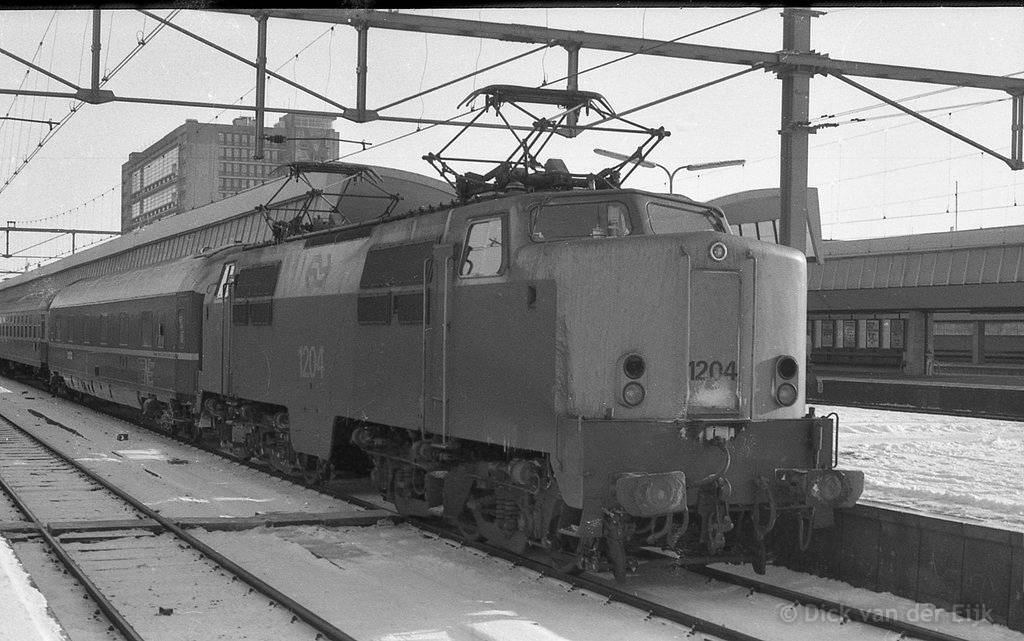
top-left (435, 188), bottom-right (864, 577)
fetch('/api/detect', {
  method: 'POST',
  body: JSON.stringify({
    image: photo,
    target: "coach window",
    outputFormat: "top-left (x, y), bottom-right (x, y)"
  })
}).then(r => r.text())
top-left (459, 216), bottom-right (506, 278)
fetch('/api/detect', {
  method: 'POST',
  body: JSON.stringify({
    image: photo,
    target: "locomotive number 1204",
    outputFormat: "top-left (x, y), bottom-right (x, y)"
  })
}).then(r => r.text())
top-left (688, 360), bottom-right (737, 380)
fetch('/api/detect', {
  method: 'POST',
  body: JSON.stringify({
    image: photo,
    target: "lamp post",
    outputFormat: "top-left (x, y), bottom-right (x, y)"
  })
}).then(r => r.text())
top-left (594, 148), bottom-right (745, 194)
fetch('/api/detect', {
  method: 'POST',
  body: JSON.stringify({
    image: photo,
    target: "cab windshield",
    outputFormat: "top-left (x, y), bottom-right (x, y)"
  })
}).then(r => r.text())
top-left (530, 200), bottom-right (631, 241)
top-left (646, 201), bottom-right (725, 234)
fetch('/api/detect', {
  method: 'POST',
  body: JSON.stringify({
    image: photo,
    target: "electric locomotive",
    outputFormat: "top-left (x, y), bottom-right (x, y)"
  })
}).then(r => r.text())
top-left (194, 86), bottom-right (862, 578)
top-left (0, 85), bottom-right (863, 580)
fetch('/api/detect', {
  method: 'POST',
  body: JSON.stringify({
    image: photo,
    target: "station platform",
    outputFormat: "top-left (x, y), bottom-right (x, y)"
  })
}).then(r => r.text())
top-left (808, 365), bottom-right (1024, 420)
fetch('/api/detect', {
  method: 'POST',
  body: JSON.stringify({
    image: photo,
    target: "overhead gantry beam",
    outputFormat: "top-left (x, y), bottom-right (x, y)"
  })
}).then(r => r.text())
top-left (218, 9), bottom-right (1024, 94)
top-left (3, 8), bottom-right (1022, 261)
top-left (214, 7), bottom-right (1024, 261)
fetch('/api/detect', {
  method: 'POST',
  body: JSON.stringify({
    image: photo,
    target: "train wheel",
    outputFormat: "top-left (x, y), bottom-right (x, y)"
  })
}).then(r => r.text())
top-left (455, 506), bottom-right (482, 541)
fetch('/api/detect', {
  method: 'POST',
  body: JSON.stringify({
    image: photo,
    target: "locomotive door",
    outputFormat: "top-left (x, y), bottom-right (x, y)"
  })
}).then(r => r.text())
top-left (422, 244), bottom-right (454, 437)
top-left (203, 262), bottom-right (235, 396)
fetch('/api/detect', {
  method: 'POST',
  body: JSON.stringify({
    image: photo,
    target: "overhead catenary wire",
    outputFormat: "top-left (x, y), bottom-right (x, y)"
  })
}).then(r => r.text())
top-left (335, 8), bottom-right (769, 161)
top-left (810, 68), bottom-right (1024, 125)
top-left (374, 44), bottom-right (551, 113)
top-left (18, 184), bottom-right (117, 224)
top-left (208, 22), bottom-right (337, 123)
top-left (828, 200), bottom-right (1018, 227)
top-left (0, 10), bottom-right (179, 197)
top-left (0, 11), bottom-right (57, 136)
top-left (826, 174), bottom-right (1005, 215)
top-left (540, 7), bottom-right (767, 89)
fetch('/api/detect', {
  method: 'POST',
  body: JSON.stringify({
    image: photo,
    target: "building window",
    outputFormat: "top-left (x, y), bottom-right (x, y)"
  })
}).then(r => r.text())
top-left (934, 321), bottom-right (974, 336)
top-left (142, 147), bottom-right (179, 188)
top-left (865, 320), bottom-right (880, 348)
top-left (984, 321), bottom-right (1024, 336)
top-left (142, 186), bottom-right (176, 215)
top-left (820, 320), bottom-right (835, 347)
top-left (842, 319), bottom-right (857, 348)
top-left (890, 319), bottom-right (905, 349)
top-left (131, 169), bottom-right (142, 194)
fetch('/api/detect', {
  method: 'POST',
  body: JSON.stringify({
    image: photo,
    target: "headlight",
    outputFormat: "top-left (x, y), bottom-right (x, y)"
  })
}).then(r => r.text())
top-left (776, 355), bottom-right (798, 380)
top-left (776, 382), bottom-right (798, 406)
top-left (623, 354), bottom-right (645, 379)
top-left (616, 471), bottom-right (687, 517)
top-left (622, 382), bottom-right (645, 406)
top-left (810, 472), bottom-right (845, 503)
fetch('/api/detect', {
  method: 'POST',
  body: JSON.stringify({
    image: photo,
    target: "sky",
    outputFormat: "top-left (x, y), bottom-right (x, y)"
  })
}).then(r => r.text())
top-left (1, 7), bottom-right (1023, 273)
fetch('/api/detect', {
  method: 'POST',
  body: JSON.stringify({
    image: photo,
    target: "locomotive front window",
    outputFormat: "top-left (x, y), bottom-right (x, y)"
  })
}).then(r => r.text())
top-left (530, 201), bottom-right (631, 241)
top-left (646, 202), bottom-right (723, 234)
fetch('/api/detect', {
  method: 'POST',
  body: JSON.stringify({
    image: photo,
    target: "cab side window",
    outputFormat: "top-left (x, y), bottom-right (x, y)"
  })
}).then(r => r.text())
top-left (459, 216), bottom-right (505, 278)
top-left (216, 262), bottom-right (236, 299)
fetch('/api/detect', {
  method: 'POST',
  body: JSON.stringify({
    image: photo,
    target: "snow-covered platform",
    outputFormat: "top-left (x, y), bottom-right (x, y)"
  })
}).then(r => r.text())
top-left (810, 367), bottom-right (1024, 420)
top-left (770, 403), bottom-right (1024, 633)
top-left (772, 493), bottom-right (1024, 633)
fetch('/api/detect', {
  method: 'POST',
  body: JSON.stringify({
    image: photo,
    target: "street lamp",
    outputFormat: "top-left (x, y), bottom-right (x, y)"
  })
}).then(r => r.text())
top-left (594, 148), bottom-right (745, 194)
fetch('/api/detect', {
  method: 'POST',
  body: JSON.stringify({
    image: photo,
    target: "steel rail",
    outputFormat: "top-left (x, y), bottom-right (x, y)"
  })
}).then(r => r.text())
top-left (390, 503), bottom-right (974, 641)
top-left (403, 516), bottom-right (766, 641)
top-left (0, 409), bottom-right (359, 641)
top-left (10, 399), bottom-right (761, 641)
top-left (0, 423), bottom-right (145, 641)
top-left (4, 376), bottom-right (976, 641)
top-left (691, 566), bottom-right (972, 641)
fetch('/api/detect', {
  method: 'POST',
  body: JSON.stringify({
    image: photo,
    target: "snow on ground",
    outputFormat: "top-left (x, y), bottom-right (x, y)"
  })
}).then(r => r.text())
top-left (194, 524), bottom-right (698, 641)
top-left (719, 563), bottom-right (1024, 641)
top-left (0, 537), bottom-right (64, 641)
top-left (817, 404), bottom-right (1024, 529)
top-left (0, 378), bottom-right (354, 520)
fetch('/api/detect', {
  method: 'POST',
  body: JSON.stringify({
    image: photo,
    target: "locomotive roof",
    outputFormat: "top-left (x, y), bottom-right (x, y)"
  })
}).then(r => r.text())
top-left (0, 165), bottom-right (453, 293)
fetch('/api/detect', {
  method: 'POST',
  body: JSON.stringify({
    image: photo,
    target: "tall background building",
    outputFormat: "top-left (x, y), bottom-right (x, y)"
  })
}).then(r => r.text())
top-left (120, 114), bottom-right (340, 232)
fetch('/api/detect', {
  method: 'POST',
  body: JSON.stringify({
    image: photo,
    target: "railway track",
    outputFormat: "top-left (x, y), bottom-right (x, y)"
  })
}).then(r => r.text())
top-left (338, 492), bottom-right (977, 641)
top-left (2, 380), bottom-right (984, 641)
top-left (0, 409), bottom-right (357, 641)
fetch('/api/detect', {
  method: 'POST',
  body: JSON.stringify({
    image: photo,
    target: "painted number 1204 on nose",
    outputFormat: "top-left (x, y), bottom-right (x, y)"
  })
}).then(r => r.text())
top-left (688, 360), bottom-right (737, 380)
